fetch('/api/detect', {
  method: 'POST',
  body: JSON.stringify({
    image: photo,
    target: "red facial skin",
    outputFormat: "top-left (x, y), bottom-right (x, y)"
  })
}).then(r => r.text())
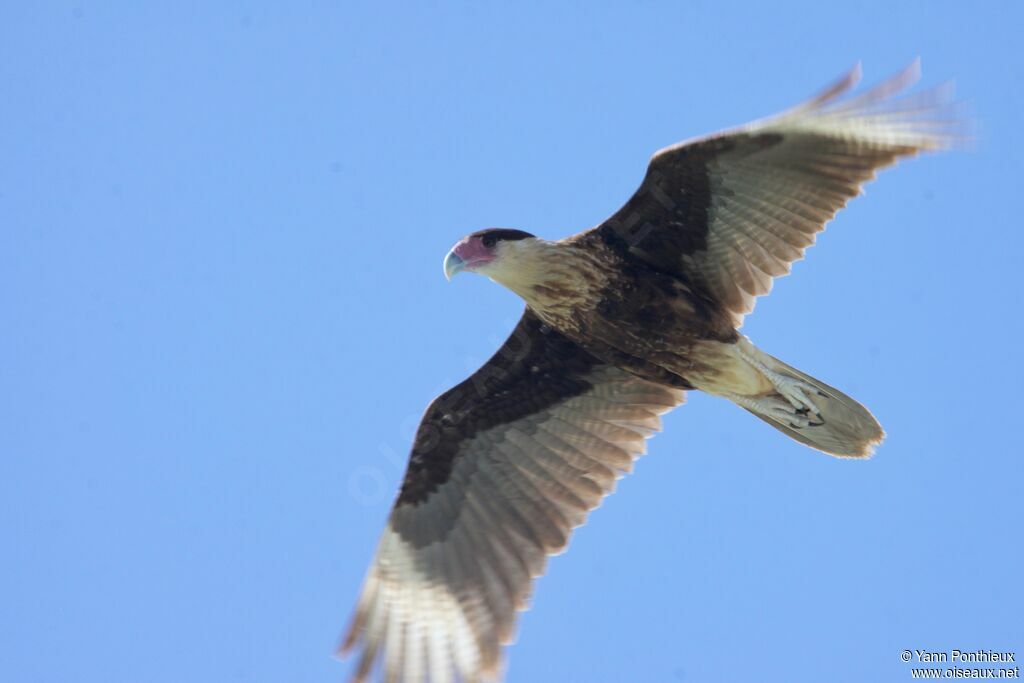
top-left (451, 236), bottom-right (497, 270)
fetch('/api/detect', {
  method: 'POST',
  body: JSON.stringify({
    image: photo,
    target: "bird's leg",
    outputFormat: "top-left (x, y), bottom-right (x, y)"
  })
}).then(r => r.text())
top-left (734, 342), bottom-right (825, 425)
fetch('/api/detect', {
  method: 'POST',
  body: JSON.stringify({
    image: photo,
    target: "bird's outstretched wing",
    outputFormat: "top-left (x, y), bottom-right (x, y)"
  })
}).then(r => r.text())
top-left (340, 310), bottom-right (684, 682)
top-left (578, 60), bottom-right (963, 327)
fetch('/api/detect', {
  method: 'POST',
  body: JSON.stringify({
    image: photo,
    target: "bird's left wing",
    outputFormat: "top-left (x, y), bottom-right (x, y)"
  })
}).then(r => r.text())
top-left (340, 310), bottom-right (684, 683)
top-left (576, 60), bottom-right (963, 327)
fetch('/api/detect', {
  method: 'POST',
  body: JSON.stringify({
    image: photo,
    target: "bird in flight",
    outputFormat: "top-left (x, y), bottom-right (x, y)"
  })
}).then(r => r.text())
top-left (341, 61), bottom-right (959, 682)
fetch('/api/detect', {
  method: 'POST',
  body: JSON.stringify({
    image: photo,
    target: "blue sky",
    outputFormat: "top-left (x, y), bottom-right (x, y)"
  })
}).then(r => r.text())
top-left (2, 2), bottom-right (1021, 682)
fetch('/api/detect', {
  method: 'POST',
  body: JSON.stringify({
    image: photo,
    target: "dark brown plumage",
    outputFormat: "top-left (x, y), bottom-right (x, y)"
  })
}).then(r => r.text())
top-left (393, 312), bottom-right (598, 510)
top-left (341, 62), bottom-right (961, 682)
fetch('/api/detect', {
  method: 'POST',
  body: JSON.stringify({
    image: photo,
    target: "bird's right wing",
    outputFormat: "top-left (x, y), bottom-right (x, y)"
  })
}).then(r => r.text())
top-left (340, 309), bottom-right (685, 682)
top-left (578, 60), bottom-right (963, 327)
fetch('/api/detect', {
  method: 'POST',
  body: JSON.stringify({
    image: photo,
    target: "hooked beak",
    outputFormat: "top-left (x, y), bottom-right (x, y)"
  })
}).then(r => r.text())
top-left (443, 250), bottom-right (465, 281)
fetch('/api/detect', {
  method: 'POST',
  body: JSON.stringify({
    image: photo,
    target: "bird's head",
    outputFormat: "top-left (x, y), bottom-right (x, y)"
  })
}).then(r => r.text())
top-left (443, 228), bottom-right (538, 283)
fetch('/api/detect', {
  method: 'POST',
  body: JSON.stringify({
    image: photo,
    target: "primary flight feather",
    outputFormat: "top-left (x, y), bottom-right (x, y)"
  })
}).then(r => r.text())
top-left (341, 61), bottom-right (960, 682)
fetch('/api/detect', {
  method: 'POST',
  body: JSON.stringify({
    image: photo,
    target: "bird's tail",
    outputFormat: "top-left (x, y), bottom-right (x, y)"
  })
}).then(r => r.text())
top-left (702, 338), bottom-right (885, 458)
top-left (745, 350), bottom-right (880, 456)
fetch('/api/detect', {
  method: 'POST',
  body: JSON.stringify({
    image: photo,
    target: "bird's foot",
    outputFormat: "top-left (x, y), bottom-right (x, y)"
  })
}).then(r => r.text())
top-left (762, 397), bottom-right (824, 429)
top-left (734, 342), bottom-right (825, 425)
top-left (723, 392), bottom-right (823, 429)
top-left (768, 374), bottom-right (825, 425)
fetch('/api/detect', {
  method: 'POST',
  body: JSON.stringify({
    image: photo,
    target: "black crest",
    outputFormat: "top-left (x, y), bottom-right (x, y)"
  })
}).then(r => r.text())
top-left (468, 228), bottom-right (535, 245)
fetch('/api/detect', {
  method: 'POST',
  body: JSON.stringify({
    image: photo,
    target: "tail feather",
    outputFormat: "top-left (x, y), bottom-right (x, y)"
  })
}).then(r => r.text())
top-left (747, 352), bottom-right (885, 458)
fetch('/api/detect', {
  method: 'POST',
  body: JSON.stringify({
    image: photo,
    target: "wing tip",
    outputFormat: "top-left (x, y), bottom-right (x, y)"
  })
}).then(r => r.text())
top-left (780, 58), bottom-right (971, 153)
top-left (899, 56), bottom-right (923, 88)
top-left (336, 627), bottom-right (358, 658)
top-left (798, 61), bottom-right (862, 112)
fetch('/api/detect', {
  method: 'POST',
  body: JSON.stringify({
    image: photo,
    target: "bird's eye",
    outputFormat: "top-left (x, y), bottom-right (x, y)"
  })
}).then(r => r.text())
top-left (482, 234), bottom-right (497, 248)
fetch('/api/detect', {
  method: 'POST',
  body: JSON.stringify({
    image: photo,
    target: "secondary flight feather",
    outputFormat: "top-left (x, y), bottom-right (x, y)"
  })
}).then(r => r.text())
top-left (341, 61), bottom-right (961, 682)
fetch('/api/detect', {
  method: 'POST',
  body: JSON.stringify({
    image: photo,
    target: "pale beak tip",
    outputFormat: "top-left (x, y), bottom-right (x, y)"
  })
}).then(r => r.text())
top-left (443, 250), bottom-right (465, 281)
